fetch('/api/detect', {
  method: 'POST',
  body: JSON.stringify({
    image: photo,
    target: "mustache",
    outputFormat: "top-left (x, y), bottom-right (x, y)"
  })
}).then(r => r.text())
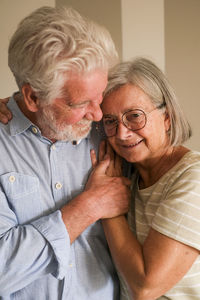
top-left (76, 118), bottom-right (92, 126)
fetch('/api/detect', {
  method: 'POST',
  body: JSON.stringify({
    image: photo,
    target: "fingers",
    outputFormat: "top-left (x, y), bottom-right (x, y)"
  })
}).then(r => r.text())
top-left (93, 154), bottom-right (110, 175)
top-left (99, 141), bottom-right (117, 176)
top-left (106, 142), bottom-right (115, 161)
top-left (91, 143), bottom-right (112, 176)
top-left (99, 140), bottom-right (106, 161)
top-left (0, 112), bottom-right (12, 124)
top-left (106, 141), bottom-right (123, 177)
top-left (1, 97), bottom-right (9, 104)
top-left (122, 177), bottom-right (131, 187)
top-left (105, 143), bottom-right (114, 175)
top-left (114, 153), bottom-right (122, 176)
top-left (0, 97), bottom-right (12, 124)
top-left (90, 149), bottom-right (97, 168)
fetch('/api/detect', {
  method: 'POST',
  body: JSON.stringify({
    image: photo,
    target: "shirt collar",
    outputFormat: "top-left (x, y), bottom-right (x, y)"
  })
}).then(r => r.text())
top-left (8, 95), bottom-right (34, 136)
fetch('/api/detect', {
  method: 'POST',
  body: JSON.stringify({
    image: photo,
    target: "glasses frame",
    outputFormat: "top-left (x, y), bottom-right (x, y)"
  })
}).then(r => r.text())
top-left (102, 103), bottom-right (166, 138)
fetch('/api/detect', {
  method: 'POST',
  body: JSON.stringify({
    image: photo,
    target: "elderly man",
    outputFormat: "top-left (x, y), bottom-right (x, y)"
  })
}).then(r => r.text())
top-left (0, 6), bottom-right (130, 299)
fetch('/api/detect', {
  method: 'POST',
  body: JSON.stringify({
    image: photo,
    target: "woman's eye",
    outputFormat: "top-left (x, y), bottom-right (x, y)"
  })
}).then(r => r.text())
top-left (127, 113), bottom-right (141, 121)
top-left (104, 118), bottom-right (117, 126)
top-left (132, 113), bottom-right (140, 118)
top-left (126, 110), bottom-right (144, 122)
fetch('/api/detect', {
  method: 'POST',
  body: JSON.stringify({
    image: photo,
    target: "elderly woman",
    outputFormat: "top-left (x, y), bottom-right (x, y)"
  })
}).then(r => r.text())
top-left (91, 57), bottom-right (200, 299)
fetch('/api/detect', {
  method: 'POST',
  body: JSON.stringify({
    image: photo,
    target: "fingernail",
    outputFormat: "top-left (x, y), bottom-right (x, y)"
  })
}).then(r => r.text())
top-left (2, 117), bottom-right (8, 124)
top-left (104, 154), bottom-right (110, 160)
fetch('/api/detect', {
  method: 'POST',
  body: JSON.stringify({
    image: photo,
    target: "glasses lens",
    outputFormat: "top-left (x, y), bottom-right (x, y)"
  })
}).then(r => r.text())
top-left (103, 117), bottom-right (118, 137)
top-left (123, 109), bottom-right (146, 131)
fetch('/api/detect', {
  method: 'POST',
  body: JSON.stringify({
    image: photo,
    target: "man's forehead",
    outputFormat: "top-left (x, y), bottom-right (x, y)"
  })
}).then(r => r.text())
top-left (61, 69), bottom-right (108, 102)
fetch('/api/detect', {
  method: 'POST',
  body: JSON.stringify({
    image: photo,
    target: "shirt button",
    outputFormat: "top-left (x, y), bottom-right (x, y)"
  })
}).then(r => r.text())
top-left (55, 182), bottom-right (62, 190)
top-left (32, 127), bottom-right (38, 134)
top-left (69, 263), bottom-right (73, 268)
top-left (52, 144), bottom-right (56, 150)
top-left (9, 175), bottom-right (15, 183)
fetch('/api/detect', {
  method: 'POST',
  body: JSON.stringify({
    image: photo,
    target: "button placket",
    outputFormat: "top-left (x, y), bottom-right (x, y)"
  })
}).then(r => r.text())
top-left (32, 127), bottom-right (38, 134)
top-left (9, 175), bottom-right (15, 183)
top-left (55, 182), bottom-right (62, 190)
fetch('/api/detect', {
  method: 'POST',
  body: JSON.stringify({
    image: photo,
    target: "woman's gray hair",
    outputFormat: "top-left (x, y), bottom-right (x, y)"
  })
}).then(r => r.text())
top-left (103, 57), bottom-right (191, 146)
top-left (8, 6), bottom-right (118, 103)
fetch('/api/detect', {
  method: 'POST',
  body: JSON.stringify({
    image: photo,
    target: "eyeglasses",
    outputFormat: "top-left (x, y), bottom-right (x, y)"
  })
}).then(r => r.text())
top-left (102, 103), bottom-right (165, 137)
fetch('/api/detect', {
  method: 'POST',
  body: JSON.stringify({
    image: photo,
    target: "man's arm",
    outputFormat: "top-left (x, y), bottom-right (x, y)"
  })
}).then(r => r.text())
top-left (0, 192), bottom-right (69, 295)
top-left (0, 154), bottom-right (130, 295)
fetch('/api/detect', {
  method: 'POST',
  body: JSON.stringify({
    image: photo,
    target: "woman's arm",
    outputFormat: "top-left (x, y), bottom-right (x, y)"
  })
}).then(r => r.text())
top-left (103, 217), bottom-right (199, 300)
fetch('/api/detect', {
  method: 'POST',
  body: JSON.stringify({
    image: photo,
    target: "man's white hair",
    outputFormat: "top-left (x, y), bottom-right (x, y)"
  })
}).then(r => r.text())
top-left (8, 6), bottom-right (118, 103)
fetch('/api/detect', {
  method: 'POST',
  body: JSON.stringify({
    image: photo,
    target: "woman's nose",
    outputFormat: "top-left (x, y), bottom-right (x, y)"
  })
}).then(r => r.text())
top-left (116, 122), bottom-right (133, 139)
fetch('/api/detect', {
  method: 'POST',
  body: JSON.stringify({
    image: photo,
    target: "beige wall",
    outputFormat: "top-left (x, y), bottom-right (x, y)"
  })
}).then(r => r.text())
top-left (121, 0), bottom-right (165, 71)
top-left (56, 0), bottom-right (165, 70)
top-left (0, 0), bottom-right (55, 97)
top-left (165, 0), bottom-right (200, 150)
top-left (56, 0), bottom-right (122, 59)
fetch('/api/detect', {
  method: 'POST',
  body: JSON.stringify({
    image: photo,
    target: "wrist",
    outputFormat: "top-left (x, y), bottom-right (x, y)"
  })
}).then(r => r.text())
top-left (60, 190), bottom-right (101, 243)
top-left (79, 190), bottom-right (102, 221)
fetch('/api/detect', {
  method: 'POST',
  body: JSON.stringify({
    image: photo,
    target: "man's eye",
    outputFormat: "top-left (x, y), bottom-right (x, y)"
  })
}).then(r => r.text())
top-left (69, 102), bottom-right (88, 108)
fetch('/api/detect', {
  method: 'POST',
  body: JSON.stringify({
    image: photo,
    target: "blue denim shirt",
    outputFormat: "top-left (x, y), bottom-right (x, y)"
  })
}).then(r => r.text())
top-left (0, 96), bottom-right (119, 299)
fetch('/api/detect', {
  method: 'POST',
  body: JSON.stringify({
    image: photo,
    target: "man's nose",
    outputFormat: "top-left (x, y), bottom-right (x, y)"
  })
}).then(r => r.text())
top-left (85, 102), bottom-right (103, 122)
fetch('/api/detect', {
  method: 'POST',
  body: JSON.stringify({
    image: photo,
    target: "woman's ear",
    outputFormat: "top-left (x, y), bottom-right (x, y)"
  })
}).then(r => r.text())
top-left (21, 84), bottom-right (40, 112)
top-left (164, 110), bottom-right (170, 132)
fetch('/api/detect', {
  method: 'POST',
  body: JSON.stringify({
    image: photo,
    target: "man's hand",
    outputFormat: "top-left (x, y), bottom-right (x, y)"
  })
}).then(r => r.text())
top-left (86, 143), bottom-right (131, 219)
top-left (0, 98), bottom-right (12, 124)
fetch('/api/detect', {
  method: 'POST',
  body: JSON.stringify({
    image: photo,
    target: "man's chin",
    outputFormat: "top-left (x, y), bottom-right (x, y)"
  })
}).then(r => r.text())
top-left (67, 128), bottom-right (91, 142)
top-left (55, 123), bottom-right (92, 142)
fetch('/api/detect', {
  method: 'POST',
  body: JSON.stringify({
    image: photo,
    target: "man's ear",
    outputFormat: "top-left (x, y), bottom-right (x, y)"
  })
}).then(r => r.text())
top-left (21, 84), bottom-right (40, 112)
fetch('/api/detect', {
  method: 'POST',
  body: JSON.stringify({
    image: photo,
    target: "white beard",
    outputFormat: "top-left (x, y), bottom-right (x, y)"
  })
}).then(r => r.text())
top-left (36, 106), bottom-right (92, 142)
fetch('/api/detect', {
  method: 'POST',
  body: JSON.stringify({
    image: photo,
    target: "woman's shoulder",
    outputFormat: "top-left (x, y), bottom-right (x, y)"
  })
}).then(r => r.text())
top-left (151, 150), bottom-right (200, 191)
top-left (176, 150), bottom-right (200, 172)
top-left (169, 149), bottom-right (200, 170)
top-left (162, 149), bottom-right (200, 191)
top-left (182, 149), bottom-right (200, 161)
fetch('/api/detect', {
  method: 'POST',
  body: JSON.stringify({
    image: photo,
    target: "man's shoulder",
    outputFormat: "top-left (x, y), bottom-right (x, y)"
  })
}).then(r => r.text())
top-left (0, 121), bottom-right (10, 136)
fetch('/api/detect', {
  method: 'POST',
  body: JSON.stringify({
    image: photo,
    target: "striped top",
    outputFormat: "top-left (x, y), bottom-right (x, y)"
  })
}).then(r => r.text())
top-left (120, 150), bottom-right (200, 299)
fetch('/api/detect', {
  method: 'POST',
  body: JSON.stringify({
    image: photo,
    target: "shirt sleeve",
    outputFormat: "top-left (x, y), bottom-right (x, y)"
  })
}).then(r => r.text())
top-left (0, 188), bottom-right (70, 296)
top-left (32, 210), bottom-right (71, 278)
top-left (152, 164), bottom-right (200, 251)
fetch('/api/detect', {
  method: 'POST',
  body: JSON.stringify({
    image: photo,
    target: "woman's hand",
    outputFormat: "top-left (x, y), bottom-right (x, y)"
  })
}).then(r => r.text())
top-left (0, 98), bottom-right (12, 124)
top-left (90, 140), bottom-right (122, 177)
